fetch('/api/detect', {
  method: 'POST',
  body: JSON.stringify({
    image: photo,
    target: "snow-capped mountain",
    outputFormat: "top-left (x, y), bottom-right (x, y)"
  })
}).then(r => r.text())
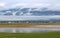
top-left (0, 7), bottom-right (60, 22)
top-left (0, 7), bottom-right (60, 16)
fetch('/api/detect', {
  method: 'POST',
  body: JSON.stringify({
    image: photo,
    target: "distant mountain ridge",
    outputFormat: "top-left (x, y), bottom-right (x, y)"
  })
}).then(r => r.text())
top-left (0, 7), bottom-right (60, 16)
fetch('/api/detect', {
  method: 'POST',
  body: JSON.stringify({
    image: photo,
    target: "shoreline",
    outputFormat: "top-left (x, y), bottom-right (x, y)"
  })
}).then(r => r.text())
top-left (0, 25), bottom-right (60, 28)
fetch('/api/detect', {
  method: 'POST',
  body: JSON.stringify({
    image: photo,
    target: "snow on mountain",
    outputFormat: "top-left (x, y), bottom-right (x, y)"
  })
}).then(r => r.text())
top-left (0, 7), bottom-right (60, 21)
top-left (0, 7), bottom-right (60, 16)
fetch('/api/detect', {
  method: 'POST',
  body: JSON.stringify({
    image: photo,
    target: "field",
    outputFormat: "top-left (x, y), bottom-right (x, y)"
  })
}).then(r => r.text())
top-left (0, 22), bottom-right (60, 38)
top-left (0, 22), bottom-right (60, 27)
top-left (0, 32), bottom-right (60, 38)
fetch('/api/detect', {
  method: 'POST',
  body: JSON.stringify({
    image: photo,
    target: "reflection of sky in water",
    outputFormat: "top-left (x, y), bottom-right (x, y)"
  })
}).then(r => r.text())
top-left (0, 28), bottom-right (60, 32)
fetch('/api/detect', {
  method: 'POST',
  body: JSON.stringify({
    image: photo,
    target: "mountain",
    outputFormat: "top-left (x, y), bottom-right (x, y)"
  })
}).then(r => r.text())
top-left (0, 7), bottom-right (60, 22)
top-left (0, 7), bottom-right (60, 16)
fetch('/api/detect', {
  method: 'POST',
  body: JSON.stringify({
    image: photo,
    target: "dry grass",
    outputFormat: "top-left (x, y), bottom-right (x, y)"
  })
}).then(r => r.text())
top-left (0, 22), bottom-right (60, 27)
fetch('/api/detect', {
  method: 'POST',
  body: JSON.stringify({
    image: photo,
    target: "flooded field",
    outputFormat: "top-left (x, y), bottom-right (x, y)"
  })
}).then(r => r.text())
top-left (0, 27), bottom-right (60, 33)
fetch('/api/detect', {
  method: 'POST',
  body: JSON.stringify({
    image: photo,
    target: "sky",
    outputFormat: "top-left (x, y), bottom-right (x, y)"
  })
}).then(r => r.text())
top-left (0, 0), bottom-right (60, 11)
top-left (0, 0), bottom-right (60, 20)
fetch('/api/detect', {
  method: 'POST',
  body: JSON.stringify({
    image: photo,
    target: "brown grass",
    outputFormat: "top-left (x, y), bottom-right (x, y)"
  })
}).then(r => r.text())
top-left (0, 22), bottom-right (60, 28)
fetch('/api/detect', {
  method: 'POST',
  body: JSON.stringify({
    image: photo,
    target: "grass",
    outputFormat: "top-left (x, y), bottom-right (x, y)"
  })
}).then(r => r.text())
top-left (0, 32), bottom-right (60, 38)
top-left (0, 22), bottom-right (60, 27)
top-left (0, 22), bottom-right (60, 38)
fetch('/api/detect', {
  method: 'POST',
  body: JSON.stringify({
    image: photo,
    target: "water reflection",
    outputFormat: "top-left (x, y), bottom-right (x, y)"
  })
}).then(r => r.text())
top-left (0, 27), bottom-right (60, 32)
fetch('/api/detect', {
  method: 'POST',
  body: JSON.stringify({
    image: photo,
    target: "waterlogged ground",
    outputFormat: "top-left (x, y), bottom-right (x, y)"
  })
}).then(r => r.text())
top-left (0, 25), bottom-right (60, 38)
top-left (0, 27), bottom-right (60, 32)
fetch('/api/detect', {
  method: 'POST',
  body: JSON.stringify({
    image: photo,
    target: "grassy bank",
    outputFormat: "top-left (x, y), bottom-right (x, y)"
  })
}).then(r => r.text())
top-left (0, 32), bottom-right (60, 38)
top-left (0, 22), bottom-right (60, 27)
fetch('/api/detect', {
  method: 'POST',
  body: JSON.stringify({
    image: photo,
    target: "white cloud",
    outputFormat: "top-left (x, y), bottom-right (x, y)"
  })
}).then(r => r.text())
top-left (47, 3), bottom-right (60, 11)
top-left (33, 3), bottom-right (51, 8)
top-left (0, 3), bottom-right (5, 8)
top-left (0, 3), bottom-right (60, 11)
top-left (11, 3), bottom-right (51, 8)
top-left (12, 3), bottom-right (28, 8)
top-left (0, 15), bottom-right (60, 21)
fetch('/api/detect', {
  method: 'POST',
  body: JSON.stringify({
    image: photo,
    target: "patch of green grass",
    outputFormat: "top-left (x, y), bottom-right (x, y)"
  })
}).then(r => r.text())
top-left (0, 32), bottom-right (60, 38)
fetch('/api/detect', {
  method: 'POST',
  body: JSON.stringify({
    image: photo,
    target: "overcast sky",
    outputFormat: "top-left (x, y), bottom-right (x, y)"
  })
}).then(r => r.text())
top-left (0, 0), bottom-right (60, 10)
top-left (0, 0), bottom-right (60, 20)
top-left (0, 0), bottom-right (60, 4)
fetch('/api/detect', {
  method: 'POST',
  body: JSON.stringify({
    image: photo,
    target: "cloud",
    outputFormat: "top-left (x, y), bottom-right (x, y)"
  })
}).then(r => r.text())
top-left (33, 3), bottom-right (51, 8)
top-left (11, 3), bottom-right (51, 8)
top-left (0, 3), bottom-right (5, 8)
top-left (48, 4), bottom-right (60, 11)
top-left (0, 3), bottom-right (60, 11)
top-left (12, 3), bottom-right (28, 8)
top-left (0, 15), bottom-right (60, 21)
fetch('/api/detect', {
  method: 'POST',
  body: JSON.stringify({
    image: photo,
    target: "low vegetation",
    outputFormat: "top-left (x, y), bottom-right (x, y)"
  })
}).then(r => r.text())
top-left (0, 22), bottom-right (60, 27)
top-left (0, 32), bottom-right (60, 38)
